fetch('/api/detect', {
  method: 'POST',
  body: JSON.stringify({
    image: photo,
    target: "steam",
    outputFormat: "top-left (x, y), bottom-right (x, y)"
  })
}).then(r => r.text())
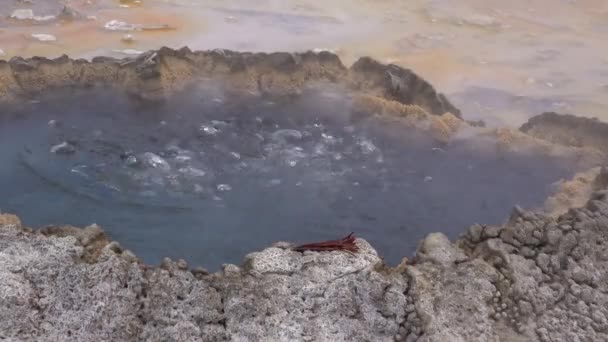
top-left (0, 86), bottom-right (580, 269)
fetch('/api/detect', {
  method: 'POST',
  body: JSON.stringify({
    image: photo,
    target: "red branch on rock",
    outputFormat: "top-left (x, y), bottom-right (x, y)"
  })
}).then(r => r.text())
top-left (292, 233), bottom-right (359, 253)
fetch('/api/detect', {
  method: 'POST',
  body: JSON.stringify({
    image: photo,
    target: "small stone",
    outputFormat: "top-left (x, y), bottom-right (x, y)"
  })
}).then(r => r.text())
top-left (160, 257), bottom-right (173, 270)
top-left (222, 263), bottom-right (241, 276)
top-left (0, 214), bottom-right (21, 228)
top-left (191, 267), bottom-right (209, 277)
top-left (406, 334), bottom-right (418, 342)
top-left (483, 225), bottom-right (501, 238)
top-left (122, 250), bottom-right (138, 263)
top-left (467, 224), bottom-right (483, 242)
top-left (177, 259), bottom-right (188, 270)
top-left (79, 224), bottom-right (104, 246)
top-left (104, 241), bottom-right (122, 254)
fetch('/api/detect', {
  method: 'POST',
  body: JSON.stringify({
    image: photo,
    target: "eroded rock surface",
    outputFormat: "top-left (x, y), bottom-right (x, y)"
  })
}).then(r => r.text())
top-left (0, 48), bottom-right (457, 119)
top-left (1, 168), bottom-right (607, 341)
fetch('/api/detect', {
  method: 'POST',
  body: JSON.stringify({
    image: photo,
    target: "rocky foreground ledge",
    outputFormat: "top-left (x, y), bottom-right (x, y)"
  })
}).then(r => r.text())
top-left (1, 167), bottom-right (607, 342)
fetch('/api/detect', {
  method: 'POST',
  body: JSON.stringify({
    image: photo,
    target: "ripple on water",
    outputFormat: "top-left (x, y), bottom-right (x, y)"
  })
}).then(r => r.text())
top-left (0, 89), bottom-right (579, 270)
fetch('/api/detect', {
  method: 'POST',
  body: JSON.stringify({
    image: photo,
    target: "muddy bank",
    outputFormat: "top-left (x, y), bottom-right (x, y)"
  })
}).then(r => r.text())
top-left (1, 166), bottom-right (607, 341)
top-left (0, 47), bottom-right (458, 117)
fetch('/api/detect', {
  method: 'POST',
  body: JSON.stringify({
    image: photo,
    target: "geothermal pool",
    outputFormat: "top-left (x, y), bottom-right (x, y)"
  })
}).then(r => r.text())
top-left (0, 88), bottom-right (577, 269)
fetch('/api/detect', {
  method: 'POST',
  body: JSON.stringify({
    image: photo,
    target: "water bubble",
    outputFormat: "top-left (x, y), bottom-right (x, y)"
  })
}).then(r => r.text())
top-left (343, 125), bottom-right (355, 133)
top-left (125, 155), bottom-right (139, 167)
top-left (141, 152), bottom-right (171, 171)
top-left (50, 142), bottom-right (76, 155)
top-left (321, 133), bottom-right (339, 145)
top-left (178, 166), bottom-right (207, 177)
top-left (313, 143), bottom-right (328, 156)
top-left (271, 129), bottom-right (303, 143)
top-left (175, 155), bottom-right (192, 163)
top-left (357, 137), bottom-right (378, 154)
top-left (217, 184), bottom-right (232, 192)
top-left (167, 174), bottom-right (180, 187)
top-left (199, 124), bottom-right (220, 135)
top-left (268, 179), bottom-right (282, 186)
top-left (101, 183), bottom-right (121, 192)
top-left (70, 166), bottom-right (89, 179)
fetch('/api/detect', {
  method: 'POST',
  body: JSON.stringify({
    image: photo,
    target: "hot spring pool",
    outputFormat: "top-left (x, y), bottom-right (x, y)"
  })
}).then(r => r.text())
top-left (0, 87), bottom-right (577, 269)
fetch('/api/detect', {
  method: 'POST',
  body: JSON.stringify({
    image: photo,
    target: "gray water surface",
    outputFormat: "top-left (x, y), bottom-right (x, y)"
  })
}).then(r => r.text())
top-left (0, 88), bottom-right (576, 269)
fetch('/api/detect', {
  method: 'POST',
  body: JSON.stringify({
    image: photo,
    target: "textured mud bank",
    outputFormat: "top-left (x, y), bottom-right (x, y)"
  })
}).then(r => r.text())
top-left (1, 49), bottom-right (608, 341)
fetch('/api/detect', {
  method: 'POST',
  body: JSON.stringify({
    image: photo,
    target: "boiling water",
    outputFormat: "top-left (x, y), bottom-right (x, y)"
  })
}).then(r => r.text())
top-left (0, 88), bottom-right (576, 269)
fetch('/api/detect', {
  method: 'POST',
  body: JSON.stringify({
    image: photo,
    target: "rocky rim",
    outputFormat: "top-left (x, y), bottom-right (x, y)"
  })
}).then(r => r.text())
top-left (1, 48), bottom-right (608, 341)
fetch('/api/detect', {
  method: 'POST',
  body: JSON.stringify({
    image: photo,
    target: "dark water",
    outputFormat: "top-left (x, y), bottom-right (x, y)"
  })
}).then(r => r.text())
top-left (0, 86), bottom-right (576, 269)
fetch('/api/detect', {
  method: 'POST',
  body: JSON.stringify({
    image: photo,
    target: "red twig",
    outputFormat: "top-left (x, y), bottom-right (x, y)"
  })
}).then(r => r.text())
top-left (292, 233), bottom-right (359, 253)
